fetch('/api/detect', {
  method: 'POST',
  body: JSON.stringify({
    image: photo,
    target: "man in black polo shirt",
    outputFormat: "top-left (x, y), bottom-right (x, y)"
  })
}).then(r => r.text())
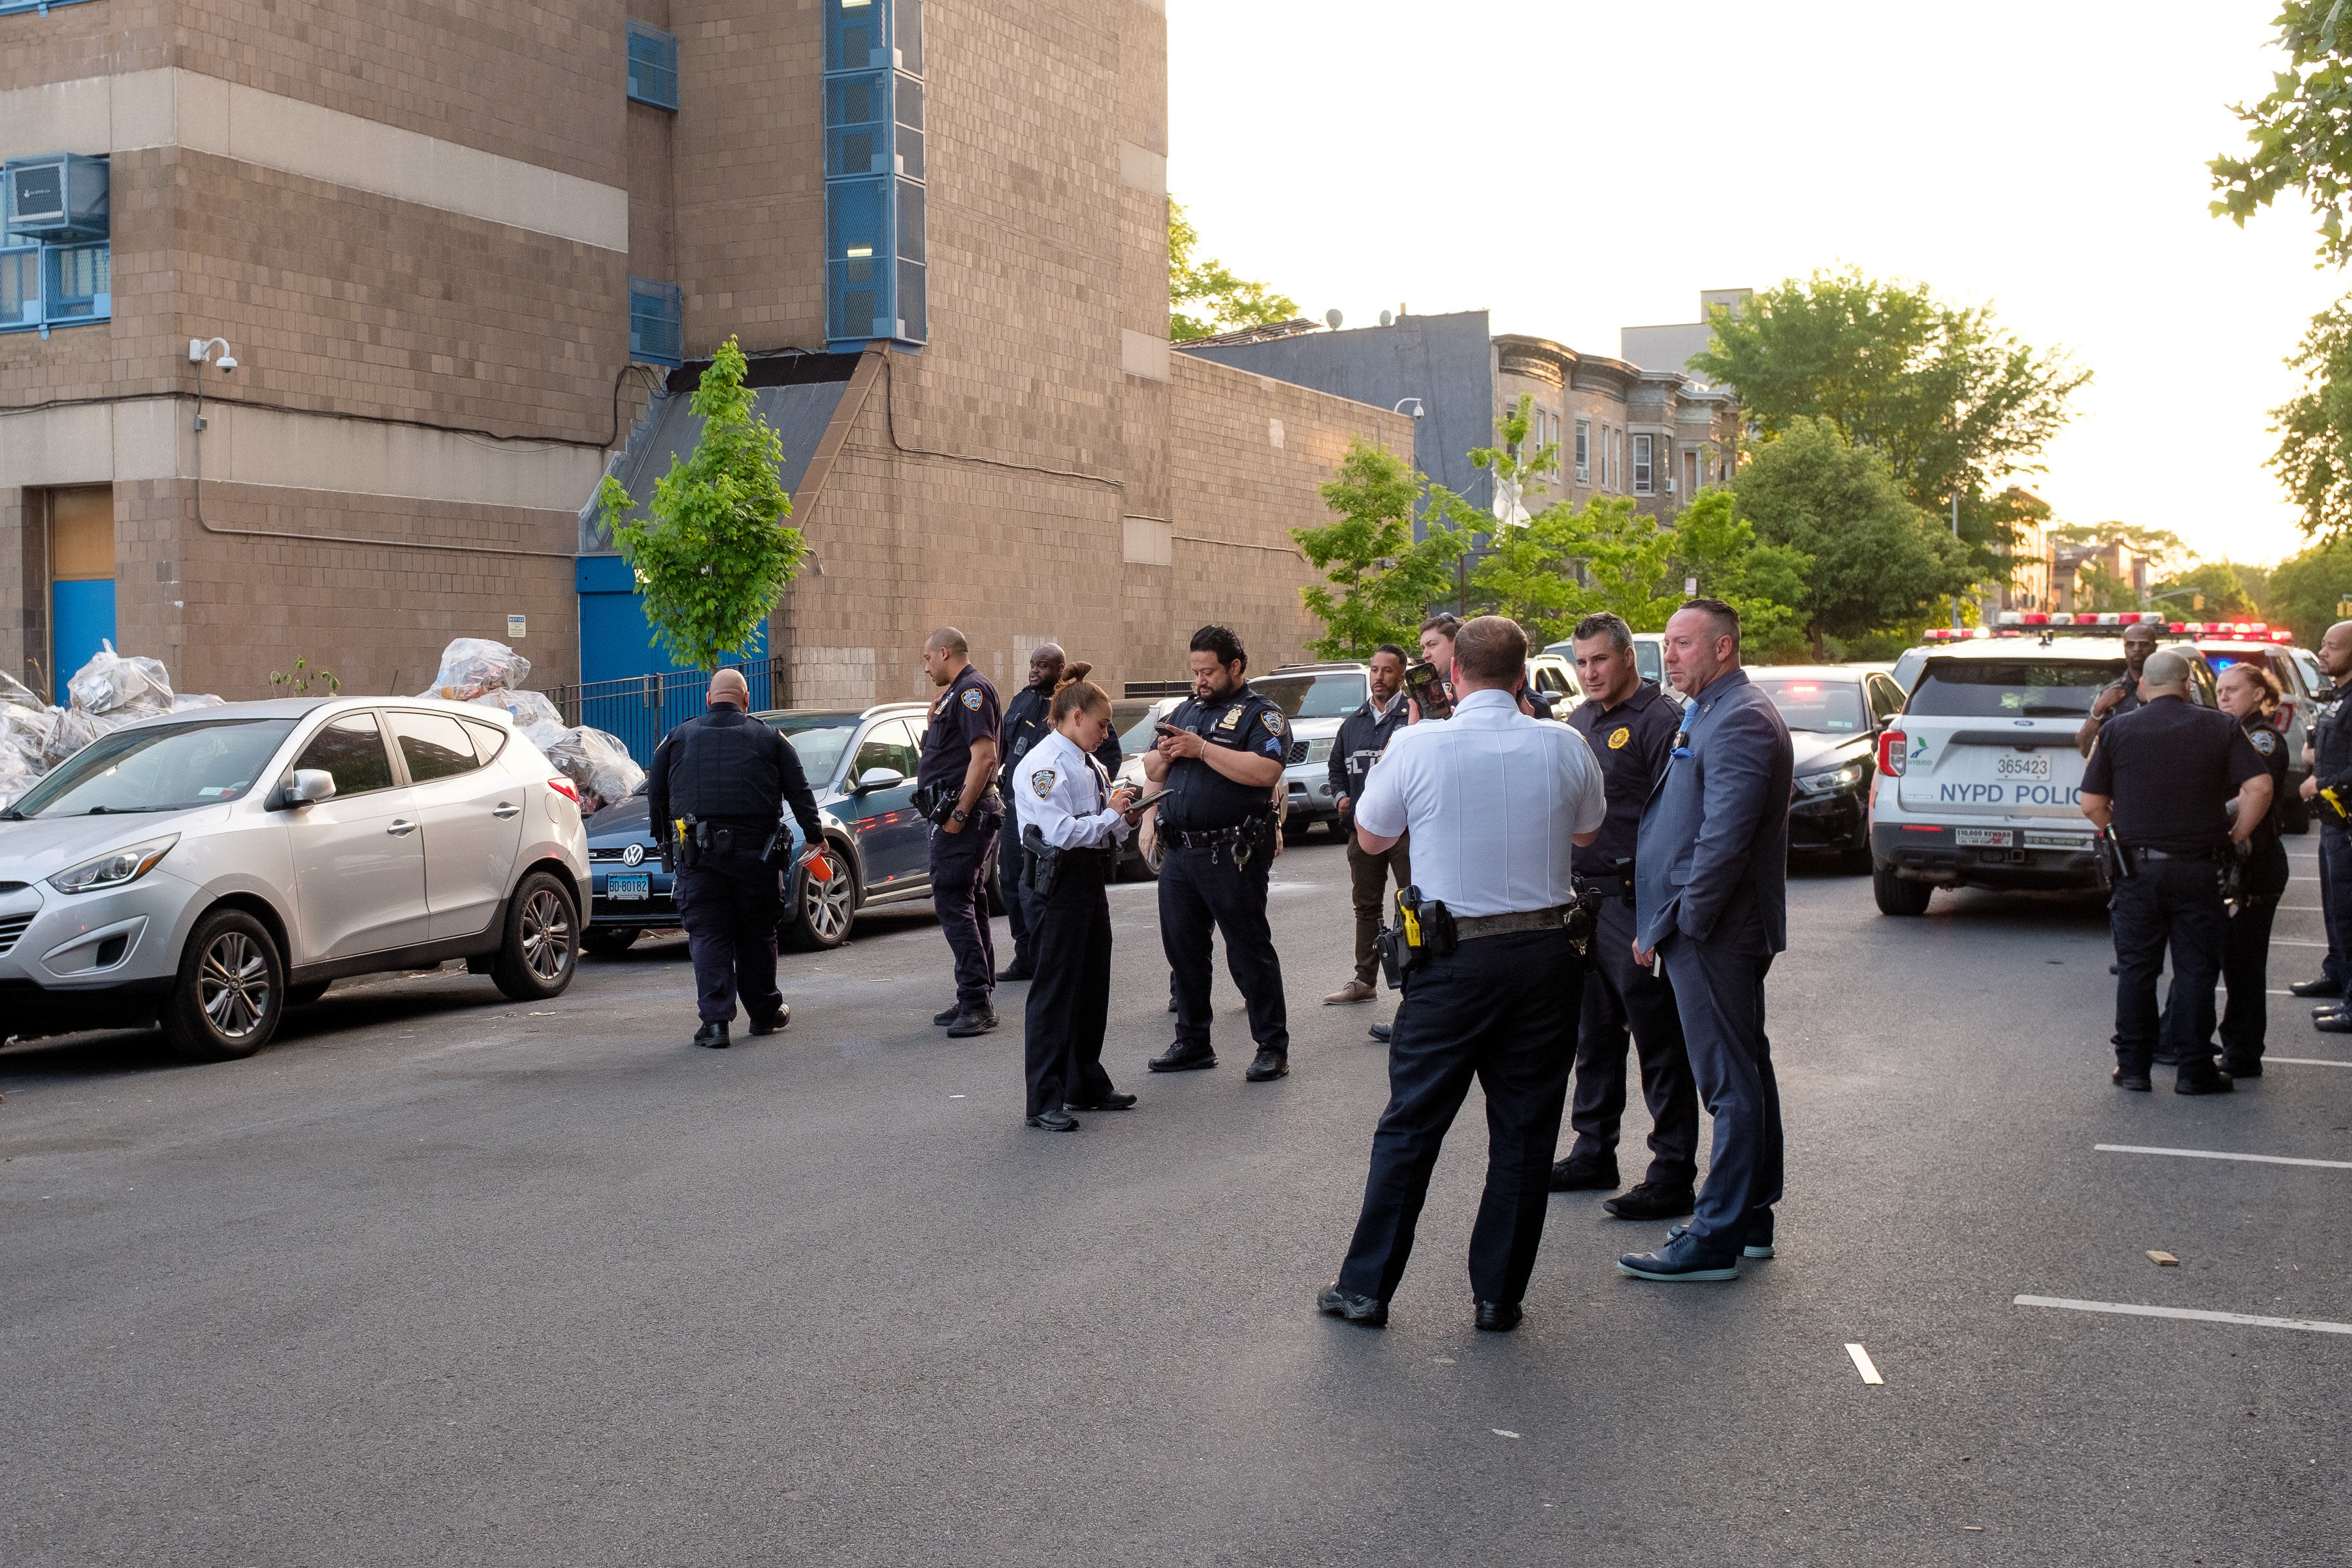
top-left (2081, 647), bottom-right (2274, 1093)
top-left (2074, 619), bottom-right (2159, 757)
top-left (1550, 612), bottom-right (1700, 1218)
top-left (917, 627), bottom-right (1005, 1037)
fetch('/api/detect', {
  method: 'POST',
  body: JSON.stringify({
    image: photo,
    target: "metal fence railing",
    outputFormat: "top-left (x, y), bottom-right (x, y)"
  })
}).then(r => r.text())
top-left (544, 658), bottom-right (783, 766)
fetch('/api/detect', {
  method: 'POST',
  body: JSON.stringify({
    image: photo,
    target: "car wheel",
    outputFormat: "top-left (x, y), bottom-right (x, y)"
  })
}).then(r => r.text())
top-left (492, 871), bottom-right (579, 1001)
top-left (162, 908), bottom-right (285, 1062)
top-left (1872, 861), bottom-right (1933, 917)
top-left (285, 981), bottom-right (332, 1007)
top-left (580, 926), bottom-right (642, 957)
top-left (781, 844), bottom-right (856, 953)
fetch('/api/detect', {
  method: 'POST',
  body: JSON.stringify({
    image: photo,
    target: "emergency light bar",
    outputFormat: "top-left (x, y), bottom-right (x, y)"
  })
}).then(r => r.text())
top-left (1950, 612), bottom-right (2299, 645)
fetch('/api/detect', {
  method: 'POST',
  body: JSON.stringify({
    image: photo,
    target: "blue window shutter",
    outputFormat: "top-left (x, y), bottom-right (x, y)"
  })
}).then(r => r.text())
top-left (627, 23), bottom-right (679, 111)
top-left (822, 0), bottom-right (925, 349)
top-left (629, 278), bottom-right (683, 366)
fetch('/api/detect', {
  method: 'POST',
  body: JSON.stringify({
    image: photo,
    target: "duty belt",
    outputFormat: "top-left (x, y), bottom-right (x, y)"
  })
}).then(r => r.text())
top-left (2136, 846), bottom-right (2223, 864)
top-left (1450, 904), bottom-right (1576, 941)
top-left (1165, 823), bottom-right (1263, 848)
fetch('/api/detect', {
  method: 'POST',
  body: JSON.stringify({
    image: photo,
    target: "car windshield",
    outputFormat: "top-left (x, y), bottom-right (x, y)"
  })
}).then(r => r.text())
top-left (768, 714), bottom-right (860, 780)
top-left (1633, 641), bottom-right (1663, 682)
top-left (1907, 659), bottom-right (2122, 717)
top-left (1754, 677), bottom-right (1867, 733)
top-left (1119, 700), bottom-right (1177, 755)
top-left (6, 717), bottom-right (298, 818)
top-left (1252, 672), bottom-right (1367, 720)
top-left (1890, 647), bottom-right (1928, 693)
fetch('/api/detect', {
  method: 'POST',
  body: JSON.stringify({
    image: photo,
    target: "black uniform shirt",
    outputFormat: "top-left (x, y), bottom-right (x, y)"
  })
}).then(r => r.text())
top-left (1329, 691), bottom-right (1409, 803)
top-left (1156, 683), bottom-right (1289, 832)
top-left (645, 703), bottom-right (823, 841)
top-left (1002, 683), bottom-right (1118, 791)
top-left (2242, 719), bottom-right (2291, 900)
top-left (2082, 694), bottom-right (2267, 855)
top-left (2312, 679), bottom-right (2352, 795)
top-left (917, 663), bottom-right (1003, 792)
top-left (1565, 679), bottom-right (1679, 875)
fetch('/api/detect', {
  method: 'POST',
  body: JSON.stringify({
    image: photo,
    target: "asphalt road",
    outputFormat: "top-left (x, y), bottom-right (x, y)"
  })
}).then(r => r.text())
top-left (4, 830), bottom-right (2347, 1566)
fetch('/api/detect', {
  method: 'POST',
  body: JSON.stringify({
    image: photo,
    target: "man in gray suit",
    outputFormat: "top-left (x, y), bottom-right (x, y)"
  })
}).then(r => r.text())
top-left (1619, 598), bottom-right (1794, 1282)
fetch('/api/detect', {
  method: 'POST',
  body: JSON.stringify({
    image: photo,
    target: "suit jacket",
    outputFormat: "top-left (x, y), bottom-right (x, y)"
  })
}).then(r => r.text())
top-left (1633, 668), bottom-right (1794, 956)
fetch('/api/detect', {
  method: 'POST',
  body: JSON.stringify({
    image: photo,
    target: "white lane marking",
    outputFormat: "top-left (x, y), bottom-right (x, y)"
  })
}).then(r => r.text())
top-left (2265, 1056), bottom-right (2352, 1068)
top-left (1844, 1343), bottom-right (1884, 1384)
top-left (2014, 1295), bottom-right (2352, 1336)
top-left (1491, 1428), bottom-right (1522, 1439)
top-left (2097, 1143), bottom-right (2352, 1170)
top-left (2278, 906), bottom-right (2325, 912)
top-left (2274, 939), bottom-right (2331, 947)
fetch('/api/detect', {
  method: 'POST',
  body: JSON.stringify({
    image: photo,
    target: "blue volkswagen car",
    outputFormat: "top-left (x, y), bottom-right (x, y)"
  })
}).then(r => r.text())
top-left (580, 702), bottom-right (996, 955)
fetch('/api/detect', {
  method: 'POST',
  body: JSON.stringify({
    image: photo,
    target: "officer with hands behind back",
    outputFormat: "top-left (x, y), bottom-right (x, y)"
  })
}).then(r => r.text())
top-left (916, 627), bottom-right (1005, 1039)
top-left (1551, 612), bottom-right (1701, 1221)
top-left (2080, 647), bottom-right (2272, 1092)
top-left (646, 666), bottom-right (826, 1049)
top-left (2295, 621), bottom-right (2352, 1013)
top-left (1145, 625), bottom-right (1294, 1082)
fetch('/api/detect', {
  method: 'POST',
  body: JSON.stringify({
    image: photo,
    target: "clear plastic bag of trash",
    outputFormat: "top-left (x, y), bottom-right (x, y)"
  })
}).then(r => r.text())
top-left (0, 668), bottom-right (42, 711)
top-left (0, 743), bottom-right (34, 811)
top-left (542, 726), bottom-right (645, 808)
top-left (468, 688), bottom-right (563, 730)
top-left (424, 638), bottom-right (532, 702)
top-left (42, 706), bottom-right (105, 770)
top-left (1, 702), bottom-right (56, 769)
top-left (66, 641), bottom-right (174, 719)
top-left (171, 693), bottom-right (227, 713)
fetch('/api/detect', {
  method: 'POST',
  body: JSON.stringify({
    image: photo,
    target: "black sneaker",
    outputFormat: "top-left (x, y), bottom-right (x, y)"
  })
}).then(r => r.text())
top-left (1548, 1153), bottom-right (1619, 1192)
top-left (2291, 977), bottom-right (2344, 998)
top-left (1244, 1049), bottom-right (1289, 1082)
top-left (995, 962), bottom-right (1036, 983)
top-left (933, 1004), bottom-right (962, 1027)
top-left (2112, 1068), bottom-right (2152, 1091)
top-left (749, 1005), bottom-right (789, 1036)
top-left (1368, 1021), bottom-right (1392, 1042)
top-left (693, 1021), bottom-right (730, 1049)
top-left (1147, 1041), bottom-right (1217, 1072)
top-left (2220, 1056), bottom-right (2263, 1079)
top-left (1603, 1180), bottom-right (1696, 1220)
top-left (945, 1005), bottom-right (998, 1038)
top-left (2175, 1072), bottom-right (2234, 1096)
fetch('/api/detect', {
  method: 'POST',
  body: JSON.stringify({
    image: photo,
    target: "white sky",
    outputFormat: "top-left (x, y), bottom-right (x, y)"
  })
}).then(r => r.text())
top-left (1167, 0), bottom-right (2341, 568)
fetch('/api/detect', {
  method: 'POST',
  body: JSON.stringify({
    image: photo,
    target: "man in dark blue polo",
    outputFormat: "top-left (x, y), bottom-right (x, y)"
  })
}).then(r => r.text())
top-left (917, 627), bottom-right (1004, 1038)
top-left (1620, 598), bottom-right (1794, 1283)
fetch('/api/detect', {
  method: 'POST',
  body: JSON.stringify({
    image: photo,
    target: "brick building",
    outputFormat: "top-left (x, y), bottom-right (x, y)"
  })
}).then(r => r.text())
top-left (0, 0), bottom-right (1409, 706)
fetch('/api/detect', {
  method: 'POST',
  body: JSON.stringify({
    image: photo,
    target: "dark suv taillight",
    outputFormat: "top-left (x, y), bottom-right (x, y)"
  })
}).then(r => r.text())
top-left (1876, 728), bottom-right (1906, 777)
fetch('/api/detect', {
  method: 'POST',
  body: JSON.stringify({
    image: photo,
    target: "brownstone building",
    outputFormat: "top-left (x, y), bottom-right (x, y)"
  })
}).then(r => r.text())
top-left (0, 0), bottom-right (1409, 708)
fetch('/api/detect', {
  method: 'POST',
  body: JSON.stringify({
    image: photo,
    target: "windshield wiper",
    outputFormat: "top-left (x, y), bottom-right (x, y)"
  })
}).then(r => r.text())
top-left (83, 805), bottom-right (165, 815)
top-left (2019, 704), bottom-right (2089, 716)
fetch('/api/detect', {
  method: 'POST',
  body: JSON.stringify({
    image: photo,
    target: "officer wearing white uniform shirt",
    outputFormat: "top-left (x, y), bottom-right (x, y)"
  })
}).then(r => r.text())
top-left (1018, 672), bottom-right (1145, 1131)
top-left (1318, 616), bottom-right (1609, 1333)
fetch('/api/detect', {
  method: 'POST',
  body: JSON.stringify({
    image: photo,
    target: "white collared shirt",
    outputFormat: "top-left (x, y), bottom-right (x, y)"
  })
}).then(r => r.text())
top-left (1354, 687), bottom-right (1607, 917)
top-left (1017, 730), bottom-right (1132, 850)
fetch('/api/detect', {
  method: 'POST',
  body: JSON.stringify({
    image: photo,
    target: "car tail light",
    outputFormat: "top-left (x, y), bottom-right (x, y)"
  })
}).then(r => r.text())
top-left (546, 776), bottom-right (580, 806)
top-left (2276, 700), bottom-right (2296, 734)
top-left (1876, 728), bottom-right (1906, 777)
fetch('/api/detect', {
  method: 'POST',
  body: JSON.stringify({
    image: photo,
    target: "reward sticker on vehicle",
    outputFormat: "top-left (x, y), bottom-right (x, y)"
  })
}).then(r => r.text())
top-left (1954, 829), bottom-right (2014, 847)
top-left (606, 873), bottom-right (651, 902)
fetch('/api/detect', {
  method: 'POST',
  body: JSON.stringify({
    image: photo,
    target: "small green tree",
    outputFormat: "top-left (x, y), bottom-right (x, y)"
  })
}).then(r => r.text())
top-left (595, 336), bottom-right (804, 672)
top-left (1293, 439), bottom-right (1470, 659)
top-left (1669, 491), bottom-right (1814, 662)
top-left (2154, 561), bottom-right (2261, 618)
top-left (268, 656), bottom-right (341, 696)
top-left (1169, 201), bottom-right (1300, 342)
top-left (2263, 536), bottom-right (2352, 644)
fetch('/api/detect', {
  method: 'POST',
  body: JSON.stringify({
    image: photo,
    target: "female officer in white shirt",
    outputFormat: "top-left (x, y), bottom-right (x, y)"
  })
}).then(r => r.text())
top-left (1019, 667), bottom-right (1145, 1130)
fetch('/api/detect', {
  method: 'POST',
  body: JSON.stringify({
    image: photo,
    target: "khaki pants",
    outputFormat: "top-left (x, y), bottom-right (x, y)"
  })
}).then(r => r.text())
top-left (1346, 826), bottom-right (1412, 987)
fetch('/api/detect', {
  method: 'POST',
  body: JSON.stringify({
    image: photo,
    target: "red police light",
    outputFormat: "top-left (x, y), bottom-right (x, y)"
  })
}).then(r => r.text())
top-left (1877, 728), bottom-right (1906, 777)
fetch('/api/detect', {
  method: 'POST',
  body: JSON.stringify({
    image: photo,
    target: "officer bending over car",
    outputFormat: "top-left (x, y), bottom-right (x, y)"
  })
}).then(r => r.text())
top-left (647, 666), bottom-right (826, 1049)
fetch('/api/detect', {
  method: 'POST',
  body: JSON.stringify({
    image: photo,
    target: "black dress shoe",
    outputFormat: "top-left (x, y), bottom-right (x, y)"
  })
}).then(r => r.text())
top-left (2151, 1049), bottom-right (2181, 1066)
top-left (1475, 1300), bottom-right (1522, 1332)
top-left (995, 962), bottom-right (1036, 983)
top-left (1316, 1284), bottom-right (1387, 1327)
top-left (945, 1005), bottom-right (999, 1038)
top-left (749, 1004), bottom-right (790, 1036)
top-left (693, 1021), bottom-right (730, 1049)
top-left (2317, 1012), bottom-right (2352, 1034)
top-left (1548, 1153), bottom-right (1619, 1192)
top-left (2175, 1072), bottom-right (2234, 1096)
top-left (1245, 1048), bottom-right (1289, 1081)
top-left (2112, 1068), bottom-right (2151, 1091)
top-left (1368, 1021), bottom-right (1392, 1042)
top-left (2291, 977), bottom-right (2344, 998)
top-left (1166, 995), bottom-right (1177, 1013)
top-left (2220, 1056), bottom-right (2263, 1079)
top-left (933, 1004), bottom-right (962, 1026)
top-left (1066, 1092), bottom-right (1137, 1111)
top-left (1604, 1180), bottom-right (1696, 1220)
top-left (1147, 1041), bottom-right (1217, 1072)
top-left (1026, 1109), bottom-right (1080, 1131)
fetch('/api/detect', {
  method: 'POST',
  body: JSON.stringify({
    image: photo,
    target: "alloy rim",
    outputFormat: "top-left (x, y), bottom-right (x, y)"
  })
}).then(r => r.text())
top-left (520, 888), bottom-right (572, 982)
top-left (200, 931), bottom-right (271, 1039)
top-left (805, 853), bottom-right (852, 941)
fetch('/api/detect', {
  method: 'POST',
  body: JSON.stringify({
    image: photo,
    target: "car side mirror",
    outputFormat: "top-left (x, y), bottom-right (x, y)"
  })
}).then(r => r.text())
top-left (282, 768), bottom-right (337, 808)
top-left (852, 766), bottom-right (906, 794)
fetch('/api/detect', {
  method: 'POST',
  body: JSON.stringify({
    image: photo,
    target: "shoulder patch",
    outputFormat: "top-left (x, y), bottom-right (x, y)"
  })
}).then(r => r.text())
top-left (1608, 726), bottom-right (1631, 750)
top-left (1261, 710), bottom-right (1283, 732)
top-left (2252, 728), bottom-right (2279, 755)
top-left (960, 688), bottom-right (983, 711)
top-left (1030, 767), bottom-right (1057, 798)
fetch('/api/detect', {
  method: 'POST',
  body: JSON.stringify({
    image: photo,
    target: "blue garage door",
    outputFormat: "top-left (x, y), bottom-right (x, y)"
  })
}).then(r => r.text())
top-left (576, 556), bottom-right (769, 761)
top-left (51, 578), bottom-right (116, 703)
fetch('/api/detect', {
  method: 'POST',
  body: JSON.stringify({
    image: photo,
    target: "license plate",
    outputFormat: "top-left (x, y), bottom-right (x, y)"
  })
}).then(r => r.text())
top-left (2023, 831), bottom-right (2088, 850)
top-left (1991, 753), bottom-right (2051, 782)
top-left (606, 873), bottom-right (650, 902)
top-left (1955, 829), bottom-right (2013, 847)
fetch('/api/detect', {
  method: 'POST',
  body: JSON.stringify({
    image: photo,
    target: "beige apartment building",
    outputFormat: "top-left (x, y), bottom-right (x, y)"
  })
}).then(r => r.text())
top-left (0, 0), bottom-right (1409, 708)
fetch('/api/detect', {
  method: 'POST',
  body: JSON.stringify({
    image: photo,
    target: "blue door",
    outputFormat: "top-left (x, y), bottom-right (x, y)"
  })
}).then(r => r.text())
top-left (576, 555), bottom-right (767, 757)
top-left (50, 578), bottom-right (115, 702)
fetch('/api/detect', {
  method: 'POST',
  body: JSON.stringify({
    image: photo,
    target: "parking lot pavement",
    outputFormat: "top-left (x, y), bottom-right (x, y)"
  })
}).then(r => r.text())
top-left (3, 832), bottom-right (2346, 1565)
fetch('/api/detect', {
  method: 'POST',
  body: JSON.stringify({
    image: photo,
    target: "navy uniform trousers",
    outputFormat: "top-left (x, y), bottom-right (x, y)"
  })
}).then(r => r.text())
top-left (2112, 857), bottom-right (2226, 1083)
top-left (673, 845), bottom-right (783, 1026)
top-left (1658, 933), bottom-right (1782, 1254)
top-left (1159, 841), bottom-right (1290, 1055)
top-left (2319, 825), bottom-right (2352, 989)
top-left (1024, 857), bottom-right (1120, 1115)
top-left (1566, 897), bottom-right (1699, 1186)
top-left (1000, 794), bottom-right (1040, 968)
top-left (930, 809), bottom-right (1002, 1008)
top-left (1337, 928), bottom-right (1582, 1305)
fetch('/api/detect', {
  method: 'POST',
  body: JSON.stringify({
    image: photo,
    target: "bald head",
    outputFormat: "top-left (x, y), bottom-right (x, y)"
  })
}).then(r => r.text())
top-left (2139, 648), bottom-right (2193, 696)
top-left (708, 668), bottom-right (750, 709)
top-left (2322, 621), bottom-right (2352, 682)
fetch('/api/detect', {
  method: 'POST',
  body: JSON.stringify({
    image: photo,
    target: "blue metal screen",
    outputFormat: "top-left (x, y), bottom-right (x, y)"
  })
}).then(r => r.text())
top-left (629, 277), bottom-right (683, 366)
top-left (823, 0), bottom-right (925, 349)
top-left (627, 22), bottom-right (680, 110)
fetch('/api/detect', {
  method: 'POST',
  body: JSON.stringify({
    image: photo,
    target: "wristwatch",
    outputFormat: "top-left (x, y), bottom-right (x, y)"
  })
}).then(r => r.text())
top-left (951, 807), bottom-right (970, 825)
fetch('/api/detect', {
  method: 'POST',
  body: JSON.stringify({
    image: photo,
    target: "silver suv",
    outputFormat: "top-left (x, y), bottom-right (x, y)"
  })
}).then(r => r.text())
top-left (0, 697), bottom-right (589, 1060)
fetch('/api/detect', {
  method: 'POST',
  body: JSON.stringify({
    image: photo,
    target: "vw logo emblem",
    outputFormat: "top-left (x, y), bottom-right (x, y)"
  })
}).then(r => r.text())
top-left (621, 842), bottom-right (645, 867)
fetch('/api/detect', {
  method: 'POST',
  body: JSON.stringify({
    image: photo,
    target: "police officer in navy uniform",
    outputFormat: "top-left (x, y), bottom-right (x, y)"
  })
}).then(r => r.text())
top-left (2206, 662), bottom-right (2291, 1070)
top-left (917, 627), bottom-right (1005, 1037)
top-left (996, 644), bottom-right (1123, 984)
top-left (2295, 621), bottom-right (2352, 1013)
top-left (2080, 647), bottom-right (2273, 1093)
top-left (1550, 612), bottom-right (1701, 1220)
top-left (2074, 619), bottom-right (2159, 757)
top-left (646, 666), bottom-right (826, 1048)
top-left (1143, 624), bottom-right (1294, 1081)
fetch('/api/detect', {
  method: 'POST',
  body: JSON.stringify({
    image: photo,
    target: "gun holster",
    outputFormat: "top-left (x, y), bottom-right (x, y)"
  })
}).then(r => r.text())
top-left (670, 814), bottom-right (698, 872)
top-left (2317, 784), bottom-right (2352, 832)
top-left (1375, 885), bottom-right (1457, 991)
top-left (1021, 823), bottom-right (1063, 900)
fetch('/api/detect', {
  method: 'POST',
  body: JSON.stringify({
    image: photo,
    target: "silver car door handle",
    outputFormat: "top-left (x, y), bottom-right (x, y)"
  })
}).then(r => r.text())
top-left (491, 802), bottom-right (521, 819)
top-left (387, 819), bottom-right (418, 836)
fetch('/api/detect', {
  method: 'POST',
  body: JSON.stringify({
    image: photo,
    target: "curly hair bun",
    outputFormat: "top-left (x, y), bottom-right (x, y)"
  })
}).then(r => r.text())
top-left (1054, 661), bottom-right (1094, 691)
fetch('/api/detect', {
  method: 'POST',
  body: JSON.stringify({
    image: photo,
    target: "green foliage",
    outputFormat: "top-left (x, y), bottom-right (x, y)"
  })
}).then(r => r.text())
top-left (2076, 562), bottom-right (2140, 613)
top-left (2211, 2), bottom-right (2352, 265)
top-left (1466, 495), bottom-right (1673, 647)
top-left (1692, 269), bottom-right (2088, 570)
top-left (1169, 201), bottom-right (1300, 342)
top-left (268, 656), bottom-right (340, 697)
top-left (2262, 536), bottom-right (2352, 645)
top-left (1293, 440), bottom-right (1470, 659)
top-left (595, 336), bottom-right (804, 673)
top-left (1731, 417), bottom-right (1974, 647)
top-left (2155, 561), bottom-right (2261, 617)
top-left (1667, 491), bottom-right (1814, 662)
top-left (2268, 295), bottom-right (2352, 541)
top-left (1468, 395), bottom-right (1559, 525)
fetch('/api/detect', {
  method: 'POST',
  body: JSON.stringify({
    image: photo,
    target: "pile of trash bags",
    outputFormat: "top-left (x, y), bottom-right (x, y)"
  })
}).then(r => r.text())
top-left (416, 637), bottom-right (644, 809)
top-left (0, 644), bottom-right (229, 810)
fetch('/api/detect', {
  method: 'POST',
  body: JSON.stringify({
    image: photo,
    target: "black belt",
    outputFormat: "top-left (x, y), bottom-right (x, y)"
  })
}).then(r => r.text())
top-left (2136, 847), bottom-right (2223, 863)
top-left (1452, 904), bottom-right (1576, 941)
top-left (1164, 823), bottom-right (1266, 848)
